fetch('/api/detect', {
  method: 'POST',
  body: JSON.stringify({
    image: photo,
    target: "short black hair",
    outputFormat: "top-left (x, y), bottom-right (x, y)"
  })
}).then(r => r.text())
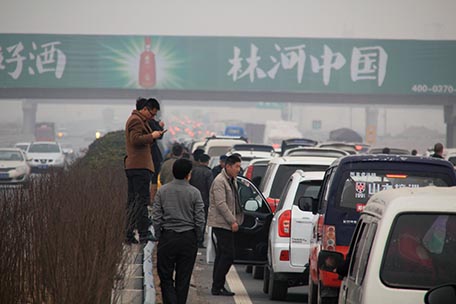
top-left (199, 154), bottom-right (210, 163)
top-left (225, 155), bottom-right (241, 166)
top-left (193, 148), bottom-right (204, 162)
top-left (434, 143), bottom-right (444, 153)
top-left (173, 158), bottom-right (192, 179)
top-left (172, 144), bottom-right (184, 156)
top-left (136, 97), bottom-right (148, 110)
top-left (146, 98), bottom-right (160, 111)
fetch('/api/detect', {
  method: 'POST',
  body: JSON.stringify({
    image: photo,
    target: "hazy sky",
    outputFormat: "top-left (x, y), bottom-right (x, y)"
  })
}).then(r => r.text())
top-left (0, 0), bottom-right (452, 148)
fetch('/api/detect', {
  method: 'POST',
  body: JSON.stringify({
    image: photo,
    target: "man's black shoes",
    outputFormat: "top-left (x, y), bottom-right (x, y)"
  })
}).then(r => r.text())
top-left (211, 287), bottom-right (235, 296)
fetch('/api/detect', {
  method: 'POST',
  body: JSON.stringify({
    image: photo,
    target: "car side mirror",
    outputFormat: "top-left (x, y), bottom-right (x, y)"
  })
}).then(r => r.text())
top-left (318, 250), bottom-right (344, 273)
top-left (424, 284), bottom-right (456, 304)
top-left (27, 157), bottom-right (33, 161)
top-left (244, 199), bottom-right (260, 212)
top-left (298, 196), bottom-right (314, 212)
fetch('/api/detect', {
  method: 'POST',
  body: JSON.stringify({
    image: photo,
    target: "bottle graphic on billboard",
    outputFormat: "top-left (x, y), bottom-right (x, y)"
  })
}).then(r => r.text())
top-left (139, 37), bottom-right (156, 88)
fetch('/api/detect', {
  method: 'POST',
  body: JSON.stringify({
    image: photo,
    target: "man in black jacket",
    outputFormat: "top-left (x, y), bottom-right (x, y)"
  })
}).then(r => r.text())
top-left (190, 153), bottom-right (214, 248)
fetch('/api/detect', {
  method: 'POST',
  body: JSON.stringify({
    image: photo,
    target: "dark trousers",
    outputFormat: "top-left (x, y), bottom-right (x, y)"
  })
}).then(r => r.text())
top-left (157, 230), bottom-right (198, 304)
top-left (212, 227), bottom-right (235, 290)
top-left (125, 169), bottom-right (152, 238)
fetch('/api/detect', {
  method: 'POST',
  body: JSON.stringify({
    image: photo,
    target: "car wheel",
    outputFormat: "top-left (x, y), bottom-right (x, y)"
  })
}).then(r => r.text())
top-left (263, 266), bottom-right (270, 294)
top-left (252, 265), bottom-right (264, 279)
top-left (245, 265), bottom-right (253, 273)
top-left (308, 277), bottom-right (318, 304)
top-left (268, 269), bottom-right (287, 300)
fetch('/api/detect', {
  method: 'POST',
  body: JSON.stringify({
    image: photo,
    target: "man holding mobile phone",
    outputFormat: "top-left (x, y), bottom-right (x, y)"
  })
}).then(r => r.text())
top-left (124, 97), bottom-right (162, 244)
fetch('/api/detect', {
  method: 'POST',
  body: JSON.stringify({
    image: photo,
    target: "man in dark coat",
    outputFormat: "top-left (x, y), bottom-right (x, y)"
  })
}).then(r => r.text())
top-left (189, 153), bottom-right (214, 247)
top-left (124, 97), bottom-right (164, 244)
top-left (148, 112), bottom-right (165, 203)
top-left (431, 143), bottom-right (444, 159)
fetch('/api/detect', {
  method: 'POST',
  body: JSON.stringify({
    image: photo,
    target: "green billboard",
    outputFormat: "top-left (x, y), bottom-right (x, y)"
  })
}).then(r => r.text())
top-left (0, 34), bottom-right (456, 95)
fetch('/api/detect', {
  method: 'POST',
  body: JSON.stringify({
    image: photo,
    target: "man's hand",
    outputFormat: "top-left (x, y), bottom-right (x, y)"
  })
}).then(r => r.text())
top-left (159, 120), bottom-right (165, 128)
top-left (152, 131), bottom-right (162, 139)
top-left (231, 222), bottom-right (239, 232)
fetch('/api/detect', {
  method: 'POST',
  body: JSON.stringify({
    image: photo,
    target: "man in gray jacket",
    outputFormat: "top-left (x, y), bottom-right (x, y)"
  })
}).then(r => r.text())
top-left (153, 158), bottom-right (205, 304)
top-left (207, 154), bottom-right (244, 296)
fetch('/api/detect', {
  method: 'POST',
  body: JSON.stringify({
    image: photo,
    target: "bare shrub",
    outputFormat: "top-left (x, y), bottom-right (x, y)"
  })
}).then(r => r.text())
top-left (0, 165), bottom-right (128, 303)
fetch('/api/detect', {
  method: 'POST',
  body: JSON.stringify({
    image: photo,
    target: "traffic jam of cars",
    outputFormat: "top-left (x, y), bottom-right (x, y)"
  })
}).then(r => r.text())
top-left (199, 136), bottom-right (456, 304)
top-left (3, 133), bottom-right (455, 303)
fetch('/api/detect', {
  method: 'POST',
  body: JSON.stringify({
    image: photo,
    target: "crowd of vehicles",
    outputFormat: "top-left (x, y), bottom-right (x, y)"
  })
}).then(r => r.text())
top-left (0, 141), bottom-right (68, 186)
top-left (202, 135), bottom-right (456, 303)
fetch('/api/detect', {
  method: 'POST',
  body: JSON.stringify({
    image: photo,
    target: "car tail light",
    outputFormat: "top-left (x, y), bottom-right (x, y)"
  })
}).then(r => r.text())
top-left (278, 210), bottom-right (291, 237)
top-left (266, 197), bottom-right (279, 213)
top-left (323, 225), bottom-right (336, 251)
top-left (279, 250), bottom-right (289, 261)
top-left (245, 165), bottom-right (253, 180)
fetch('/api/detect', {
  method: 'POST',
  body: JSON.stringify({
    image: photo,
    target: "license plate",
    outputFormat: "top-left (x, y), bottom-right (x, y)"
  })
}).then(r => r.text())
top-left (0, 173), bottom-right (9, 179)
top-left (38, 164), bottom-right (48, 169)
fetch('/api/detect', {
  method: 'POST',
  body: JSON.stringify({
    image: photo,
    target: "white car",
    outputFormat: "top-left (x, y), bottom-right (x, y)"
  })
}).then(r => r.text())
top-left (259, 156), bottom-right (336, 213)
top-left (0, 148), bottom-right (31, 184)
top-left (27, 142), bottom-right (66, 172)
top-left (229, 144), bottom-right (276, 169)
top-left (15, 142), bottom-right (31, 152)
top-left (320, 186), bottom-right (456, 304)
top-left (264, 170), bottom-right (324, 300)
top-left (203, 136), bottom-right (248, 157)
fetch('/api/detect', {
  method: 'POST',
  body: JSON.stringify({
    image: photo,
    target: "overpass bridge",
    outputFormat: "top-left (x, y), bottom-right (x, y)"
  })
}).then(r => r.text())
top-left (1, 34), bottom-right (456, 145)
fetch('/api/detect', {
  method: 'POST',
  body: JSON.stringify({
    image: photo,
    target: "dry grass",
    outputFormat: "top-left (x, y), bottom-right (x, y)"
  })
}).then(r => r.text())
top-left (0, 165), bottom-right (128, 303)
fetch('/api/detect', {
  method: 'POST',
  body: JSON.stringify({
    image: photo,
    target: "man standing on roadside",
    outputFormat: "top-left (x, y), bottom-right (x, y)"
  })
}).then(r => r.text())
top-left (190, 153), bottom-right (214, 248)
top-left (211, 154), bottom-right (227, 178)
top-left (124, 97), bottom-right (164, 244)
top-left (160, 143), bottom-right (184, 185)
top-left (208, 155), bottom-right (243, 296)
top-left (153, 158), bottom-right (205, 304)
top-left (431, 142), bottom-right (444, 159)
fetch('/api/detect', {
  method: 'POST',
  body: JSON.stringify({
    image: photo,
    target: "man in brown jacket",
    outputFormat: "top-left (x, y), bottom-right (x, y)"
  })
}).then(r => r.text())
top-left (207, 154), bottom-right (244, 296)
top-left (125, 97), bottom-right (164, 244)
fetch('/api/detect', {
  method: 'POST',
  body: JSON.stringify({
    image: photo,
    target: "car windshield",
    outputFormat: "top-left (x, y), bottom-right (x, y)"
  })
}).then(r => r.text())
top-left (381, 213), bottom-right (456, 289)
top-left (207, 146), bottom-right (230, 157)
top-left (338, 170), bottom-right (451, 211)
top-left (0, 151), bottom-right (24, 161)
top-left (270, 164), bottom-right (328, 198)
top-left (28, 143), bottom-right (60, 153)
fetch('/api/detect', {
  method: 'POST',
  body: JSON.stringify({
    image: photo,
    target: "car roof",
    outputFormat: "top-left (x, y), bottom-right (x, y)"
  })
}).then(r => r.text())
top-left (30, 141), bottom-right (59, 145)
top-left (232, 144), bottom-right (274, 152)
top-left (283, 147), bottom-right (350, 157)
top-left (329, 154), bottom-right (455, 169)
top-left (268, 156), bottom-right (337, 165)
top-left (368, 147), bottom-right (410, 155)
top-left (247, 158), bottom-right (273, 166)
top-left (0, 147), bottom-right (23, 152)
top-left (291, 170), bottom-right (325, 181)
top-left (364, 186), bottom-right (456, 219)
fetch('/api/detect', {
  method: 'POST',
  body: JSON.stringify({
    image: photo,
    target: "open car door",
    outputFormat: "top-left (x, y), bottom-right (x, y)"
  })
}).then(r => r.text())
top-left (207, 176), bottom-right (273, 265)
top-left (234, 176), bottom-right (273, 265)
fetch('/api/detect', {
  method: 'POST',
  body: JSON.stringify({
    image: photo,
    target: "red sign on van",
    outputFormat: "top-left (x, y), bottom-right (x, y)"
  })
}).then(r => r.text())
top-left (356, 204), bottom-right (366, 213)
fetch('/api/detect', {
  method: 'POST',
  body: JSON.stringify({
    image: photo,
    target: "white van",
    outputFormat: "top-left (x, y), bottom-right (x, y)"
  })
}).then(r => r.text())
top-left (318, 186), bottom-right (456, 304)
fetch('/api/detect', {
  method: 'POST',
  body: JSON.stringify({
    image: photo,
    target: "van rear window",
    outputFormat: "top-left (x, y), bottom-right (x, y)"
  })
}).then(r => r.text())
top-left (381, 213), bottom-right (456, 289)
top-left (338, 170), bottom-right (450, 211)
top-left (270, 165), bottom-right (327, 198)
